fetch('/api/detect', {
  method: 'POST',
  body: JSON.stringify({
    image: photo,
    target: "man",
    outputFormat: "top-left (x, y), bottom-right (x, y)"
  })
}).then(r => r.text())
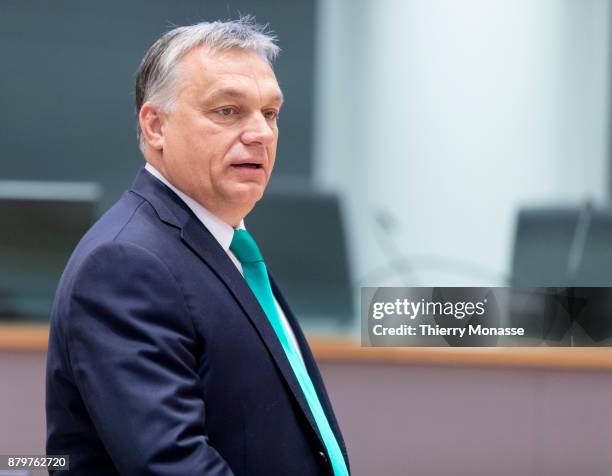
top-left (46, 18), bottom-right (350, 475)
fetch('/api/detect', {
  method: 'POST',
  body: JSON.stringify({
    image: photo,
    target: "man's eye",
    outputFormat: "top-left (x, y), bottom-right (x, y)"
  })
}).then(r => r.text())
top-left (263, 110), bottom-right (278, 120)
top-left (217, 107), bottom-right (237, 117)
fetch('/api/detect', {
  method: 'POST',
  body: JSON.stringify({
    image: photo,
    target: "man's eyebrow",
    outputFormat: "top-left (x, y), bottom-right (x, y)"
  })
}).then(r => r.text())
top-left (204, 87), bottom-right (284, 106)
top-left (271, 91), bottom-right (284, 106)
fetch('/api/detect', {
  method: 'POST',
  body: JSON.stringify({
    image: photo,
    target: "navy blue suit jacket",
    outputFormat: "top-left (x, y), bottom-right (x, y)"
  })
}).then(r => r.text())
top-left (46, 168), bottom-right (350, 475)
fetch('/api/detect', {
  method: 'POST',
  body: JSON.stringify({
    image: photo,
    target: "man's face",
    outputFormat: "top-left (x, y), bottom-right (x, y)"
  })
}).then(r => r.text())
top-left (154, 46), bottom-right (282, 225)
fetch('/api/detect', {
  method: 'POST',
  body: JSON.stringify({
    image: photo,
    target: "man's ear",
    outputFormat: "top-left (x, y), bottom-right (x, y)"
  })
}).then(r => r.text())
top-left (139, 103), bottom-right (165, 150)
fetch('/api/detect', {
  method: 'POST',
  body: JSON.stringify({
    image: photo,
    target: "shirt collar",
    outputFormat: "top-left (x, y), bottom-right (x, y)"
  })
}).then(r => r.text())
top-left (144, 162), bottom-right (244, 251)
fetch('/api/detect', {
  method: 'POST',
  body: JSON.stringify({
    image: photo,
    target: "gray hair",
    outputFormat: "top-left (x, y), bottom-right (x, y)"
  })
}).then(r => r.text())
top-left (135, 16), bottom-right (280, 147)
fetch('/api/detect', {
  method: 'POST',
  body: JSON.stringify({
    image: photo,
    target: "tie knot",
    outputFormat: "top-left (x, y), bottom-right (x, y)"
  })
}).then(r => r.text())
top-left (230, 229), bottom-right (264, 264)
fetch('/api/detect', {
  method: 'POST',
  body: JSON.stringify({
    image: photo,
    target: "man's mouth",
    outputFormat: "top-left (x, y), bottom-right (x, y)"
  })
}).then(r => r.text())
top-left (232, 163), bottom-right (262, 169)
top-left (232, 162), bottom-right (263, 172)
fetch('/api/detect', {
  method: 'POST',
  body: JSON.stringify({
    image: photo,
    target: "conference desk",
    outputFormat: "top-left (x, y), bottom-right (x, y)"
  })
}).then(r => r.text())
top-left (1, 325), bottom-right (611, 475)
top-left (2, 323), bottom-right (611, 369)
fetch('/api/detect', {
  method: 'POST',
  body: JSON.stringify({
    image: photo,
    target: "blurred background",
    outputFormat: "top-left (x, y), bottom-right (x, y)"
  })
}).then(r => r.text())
top-left (1, 1), bottom-right (612, 475)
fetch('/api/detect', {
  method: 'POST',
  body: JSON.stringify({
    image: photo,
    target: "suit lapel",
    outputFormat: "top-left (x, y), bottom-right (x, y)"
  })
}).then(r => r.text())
top-left (270, 275), bottom-right (350, 467)
top-left (130, 168), bottom-right (328, 451)
top-left (180, 219), bottom-right (328, 450)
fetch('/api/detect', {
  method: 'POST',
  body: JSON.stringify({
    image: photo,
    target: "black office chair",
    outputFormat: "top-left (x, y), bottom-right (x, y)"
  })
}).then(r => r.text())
top-left (0, 181), bottom-right (99, 321)
top-left (509, 203), bottom-right (612, 345)
top-left (247, 181), bottom-right (354, 327)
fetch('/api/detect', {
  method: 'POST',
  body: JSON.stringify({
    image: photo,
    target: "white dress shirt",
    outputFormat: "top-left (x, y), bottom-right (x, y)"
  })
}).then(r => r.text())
top-left (144, 162), bottom-right (304, 361)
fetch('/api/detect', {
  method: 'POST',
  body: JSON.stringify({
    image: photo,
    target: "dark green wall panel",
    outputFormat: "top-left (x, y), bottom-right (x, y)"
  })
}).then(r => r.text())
top-left (1, 1), bottom-right (315, 210)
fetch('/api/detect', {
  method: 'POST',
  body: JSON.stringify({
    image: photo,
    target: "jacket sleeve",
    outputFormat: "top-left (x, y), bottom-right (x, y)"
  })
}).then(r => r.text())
top-left (65, 241), bottom-right (234, 475)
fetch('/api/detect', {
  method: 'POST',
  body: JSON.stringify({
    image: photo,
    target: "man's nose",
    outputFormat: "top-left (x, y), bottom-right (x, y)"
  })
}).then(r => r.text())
top-left (241, 112), bottom-right (275, 146)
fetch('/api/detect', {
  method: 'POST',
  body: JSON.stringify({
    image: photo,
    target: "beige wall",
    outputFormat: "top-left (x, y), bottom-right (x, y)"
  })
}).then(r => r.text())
top-left (1, 350), bottom-right (611, 475)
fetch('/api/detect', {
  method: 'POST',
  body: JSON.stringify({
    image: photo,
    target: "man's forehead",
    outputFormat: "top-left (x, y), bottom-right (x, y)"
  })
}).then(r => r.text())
top-left (180, 46), bottom-right (282, 100)
top-left (205, 84), bottom-right (284, 105)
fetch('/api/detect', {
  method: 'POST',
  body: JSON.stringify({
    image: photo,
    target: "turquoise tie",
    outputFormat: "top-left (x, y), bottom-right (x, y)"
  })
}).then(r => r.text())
top-left (230, 229), bottom-right (348, 476)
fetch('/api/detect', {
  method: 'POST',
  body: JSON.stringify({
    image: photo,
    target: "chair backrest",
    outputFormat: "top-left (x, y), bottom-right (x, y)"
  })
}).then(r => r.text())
top-left (0, 181), bottom-right (99, 321)
top-left (509, 203), bottom-right (612, 344)
top-left (247, 183), bottom-right (354, 326)
top-left (511, 205), bottom-right (581, 286)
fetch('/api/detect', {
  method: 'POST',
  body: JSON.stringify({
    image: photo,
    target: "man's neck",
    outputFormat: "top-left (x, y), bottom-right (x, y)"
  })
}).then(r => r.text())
top-left (144, 162), bottom-right (245, 250)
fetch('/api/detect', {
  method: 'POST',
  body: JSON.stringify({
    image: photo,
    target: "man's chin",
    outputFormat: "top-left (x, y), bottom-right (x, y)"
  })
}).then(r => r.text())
top-left (225, 184), bottom-right (265, 207)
